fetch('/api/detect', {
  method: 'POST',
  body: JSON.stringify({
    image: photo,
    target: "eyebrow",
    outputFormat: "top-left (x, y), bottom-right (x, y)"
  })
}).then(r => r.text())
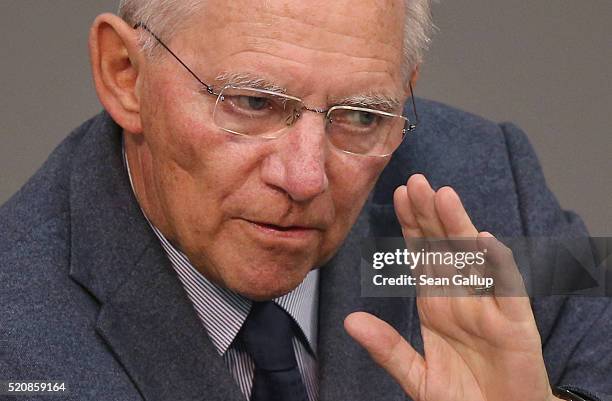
top-left (214, 71), bottom-right (287, 94)
top-left (333, 93), bottom-right (402, 113)
top-left (213, 71), bottom-right (402, 113)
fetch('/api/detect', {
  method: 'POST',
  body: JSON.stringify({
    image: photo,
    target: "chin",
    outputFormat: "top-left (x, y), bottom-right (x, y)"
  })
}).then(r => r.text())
top-left (223, 259), bottom-right (313, 301)
top-left (183, 230), bottom-right (321, 300)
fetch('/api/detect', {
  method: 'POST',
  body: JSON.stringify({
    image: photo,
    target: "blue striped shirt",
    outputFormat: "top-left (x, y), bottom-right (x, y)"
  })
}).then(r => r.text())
top-left (123, 144), bottom-right (319, 401)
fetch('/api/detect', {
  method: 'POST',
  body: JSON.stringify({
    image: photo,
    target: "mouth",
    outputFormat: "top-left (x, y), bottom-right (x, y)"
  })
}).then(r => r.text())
top-left (253, 221), bottom-right (310, 230)
top-left (241, 219), bottom-right (321, 241)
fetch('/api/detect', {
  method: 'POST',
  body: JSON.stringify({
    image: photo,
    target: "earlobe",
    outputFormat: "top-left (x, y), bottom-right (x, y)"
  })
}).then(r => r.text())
top-left (89, 13), bottom-right (143, 133)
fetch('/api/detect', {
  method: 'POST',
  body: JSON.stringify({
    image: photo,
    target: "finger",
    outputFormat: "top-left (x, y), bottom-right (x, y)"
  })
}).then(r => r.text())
top-left (394, 185), bottom-right (424, 238)
top-left (345, 312), bottom-right (425, 399)
top-left (406, 174), bottom-right (446, 238)
top-left (433, 186), bottom-right (480, 295)
top-left (434, 186), bottom-right (478, 238)
top-left (477, 232), bottom-right (532, 319)
top-left (393, 185), bottom-right (430, 295)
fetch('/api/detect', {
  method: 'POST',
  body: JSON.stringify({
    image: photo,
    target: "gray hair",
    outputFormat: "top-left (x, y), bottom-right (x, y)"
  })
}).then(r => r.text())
top-left (118, 0), bottom-right (434, 77)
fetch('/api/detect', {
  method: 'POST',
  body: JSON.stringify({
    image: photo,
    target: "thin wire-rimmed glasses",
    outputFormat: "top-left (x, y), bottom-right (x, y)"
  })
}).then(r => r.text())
top-left (134, 22), bottom-right (419, 157)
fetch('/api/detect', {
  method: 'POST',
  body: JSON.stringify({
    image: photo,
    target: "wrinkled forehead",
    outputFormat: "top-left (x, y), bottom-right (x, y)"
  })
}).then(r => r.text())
top-left (201, 0), bottom-right (405, 30)
top-left (171, 0), bottom-right (407, 95)
top-left (213, 0), bottom-right (407, 42)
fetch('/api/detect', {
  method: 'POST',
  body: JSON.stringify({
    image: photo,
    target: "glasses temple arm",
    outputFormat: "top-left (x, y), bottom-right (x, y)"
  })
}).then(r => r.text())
top-left (407, 81), bottom-right (418, 130)
top-left (133, 22), bottom-right (216, 95)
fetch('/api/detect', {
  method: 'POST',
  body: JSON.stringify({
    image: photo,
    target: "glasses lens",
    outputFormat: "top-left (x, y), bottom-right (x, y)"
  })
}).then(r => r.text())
top-left (213, 86), bottom-right (409, 157)
top-left (326, 107), bottom-right (407, 156)
top-left (213, 86), bottom-right (300, 138)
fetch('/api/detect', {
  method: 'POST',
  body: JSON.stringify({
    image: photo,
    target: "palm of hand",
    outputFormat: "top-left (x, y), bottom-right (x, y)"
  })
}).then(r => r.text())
top-left (415, 295), bottom-right (548, 401)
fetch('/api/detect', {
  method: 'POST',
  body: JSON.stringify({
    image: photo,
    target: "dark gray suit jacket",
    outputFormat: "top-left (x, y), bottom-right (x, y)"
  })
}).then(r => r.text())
top-left (1, 101), bottom-right (611, 401)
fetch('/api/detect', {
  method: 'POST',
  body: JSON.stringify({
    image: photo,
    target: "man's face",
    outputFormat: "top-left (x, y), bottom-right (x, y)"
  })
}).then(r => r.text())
top-left (134, 0), bottom-right (407, 300)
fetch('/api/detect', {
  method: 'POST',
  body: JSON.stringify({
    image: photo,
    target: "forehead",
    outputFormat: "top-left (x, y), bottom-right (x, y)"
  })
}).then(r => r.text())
top-left (174, 0), bottom-right (406, 99)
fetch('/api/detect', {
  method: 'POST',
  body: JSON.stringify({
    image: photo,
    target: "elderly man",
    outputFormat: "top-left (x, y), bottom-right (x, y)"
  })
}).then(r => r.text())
top-left (1, 0), bottom-right (610, 400)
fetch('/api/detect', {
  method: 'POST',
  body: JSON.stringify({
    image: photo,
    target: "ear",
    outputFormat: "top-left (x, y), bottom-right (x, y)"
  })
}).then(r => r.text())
top-left (89, 13), bottom-right (143, 133)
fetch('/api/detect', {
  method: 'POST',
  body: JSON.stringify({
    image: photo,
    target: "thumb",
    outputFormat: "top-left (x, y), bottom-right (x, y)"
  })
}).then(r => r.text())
top-left (344, 311), bottom-right (425, 399)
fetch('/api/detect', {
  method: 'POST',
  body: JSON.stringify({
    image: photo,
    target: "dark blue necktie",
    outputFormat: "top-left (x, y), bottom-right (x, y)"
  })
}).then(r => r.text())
top-left (239, 301), bottom-right (309, 401)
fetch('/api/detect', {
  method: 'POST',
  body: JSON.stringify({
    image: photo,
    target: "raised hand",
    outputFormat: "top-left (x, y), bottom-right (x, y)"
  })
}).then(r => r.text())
top-left (345, 174), bottom-right (560, 401)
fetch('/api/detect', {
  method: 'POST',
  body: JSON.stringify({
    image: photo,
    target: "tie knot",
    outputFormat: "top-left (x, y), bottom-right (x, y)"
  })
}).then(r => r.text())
top-left (240, 301), bottom-right (298, 371)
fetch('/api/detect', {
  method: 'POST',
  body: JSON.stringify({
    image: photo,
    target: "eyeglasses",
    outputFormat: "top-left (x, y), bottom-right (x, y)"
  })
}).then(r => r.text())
top-left (134, 23), bottom-right (418, 157)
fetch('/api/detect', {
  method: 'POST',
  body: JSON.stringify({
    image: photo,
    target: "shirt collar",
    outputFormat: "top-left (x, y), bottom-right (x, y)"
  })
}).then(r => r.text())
top-left (122, 138), bottom-right (319, 356)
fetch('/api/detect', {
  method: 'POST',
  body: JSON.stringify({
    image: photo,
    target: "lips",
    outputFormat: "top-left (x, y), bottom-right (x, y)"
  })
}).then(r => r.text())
top-left (240, 218), bottom-right (322, 242)
top-left (251, 221), bottom-right (314, 231)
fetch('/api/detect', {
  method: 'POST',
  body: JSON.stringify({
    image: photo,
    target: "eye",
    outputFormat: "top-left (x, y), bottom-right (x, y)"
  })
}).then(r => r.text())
top-left (345, 110), bottom-right (379, 127)
top-left (357, 111), bottom-right (376, 126)
top-left (236, 96), bottom-right (271, 111)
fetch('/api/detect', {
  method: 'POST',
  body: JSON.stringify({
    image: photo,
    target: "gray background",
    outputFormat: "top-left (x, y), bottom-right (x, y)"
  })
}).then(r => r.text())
top-left (1, 1), bottom-right (610, 234)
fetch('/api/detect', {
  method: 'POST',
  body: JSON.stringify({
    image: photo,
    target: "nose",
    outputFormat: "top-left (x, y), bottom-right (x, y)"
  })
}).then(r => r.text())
top-left (260, 113), bottom-right (329, 202)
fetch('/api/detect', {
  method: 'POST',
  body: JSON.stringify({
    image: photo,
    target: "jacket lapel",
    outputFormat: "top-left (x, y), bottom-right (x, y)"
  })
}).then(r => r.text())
top-left (94, 242), bottom-right (245, 401)
top-left (68, 113), bottom-right (244, 401)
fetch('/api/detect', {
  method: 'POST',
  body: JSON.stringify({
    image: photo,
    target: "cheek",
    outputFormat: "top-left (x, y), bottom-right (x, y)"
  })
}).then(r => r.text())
top-left (318, 153), bottom-right (387, 260)
top-left (140, 77), bottom-right (269, 236)
top-left (142, 80), bottom-right (217, 172)
top-left (143, 75), bottom-right (256, 195)
top-left (329, 152), bottom-right (387, 214)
